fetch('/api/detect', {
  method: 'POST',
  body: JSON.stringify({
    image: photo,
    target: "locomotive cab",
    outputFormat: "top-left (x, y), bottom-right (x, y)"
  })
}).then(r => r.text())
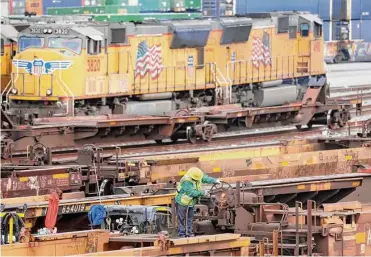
top-left (8, 23), bottom-right (103, 121)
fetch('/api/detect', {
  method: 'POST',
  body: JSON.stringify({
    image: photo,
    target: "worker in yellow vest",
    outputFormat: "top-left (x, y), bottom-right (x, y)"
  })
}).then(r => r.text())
top-left (175, 167), bottom-right (221, 237)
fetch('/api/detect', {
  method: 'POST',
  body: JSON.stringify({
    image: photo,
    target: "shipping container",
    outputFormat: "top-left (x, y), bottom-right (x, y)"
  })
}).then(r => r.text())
top-left (139, 0), bottom-right (171, 12)
top-left (47, 5), bottom-right (142, 14)
top-left (92, 12), bottom-right (202, 22)
top-left (203, 0), bottom-right (232, 16)
top-left (323, 20), bottom-right (331, 41)
top-left (332, 0), bottom-right (351, 20)
top-left (1, 0), bottom-right (10, 16)
top-left (235, 0), bottom-right (369, 21)
top-left (43, 0), bottom-right (81, 15)
top-left (48, 5), bottom-right (104, 14)
top-left (26, 0), bottom-right (42, 15)
top-left (184, 0), bottom-right (201, 11)
top-left (106, 5), bottom-right (140, 13)
top-left (352, 0), bottom-right (371, 20)
top-left (351, 19), bottom-right (371, 41)
top-left (351, 19), bottom-right (362, 39)
top-left (81, 0), bottom-right (105, 6)
top-left (9, 0), bottom-right (26, 14)
top-left (332, 20), bottom-right (350, 40)
top-left (235, 0), bottom-right (321, 15)
top-left (170, 0), bottom-right (185, 12)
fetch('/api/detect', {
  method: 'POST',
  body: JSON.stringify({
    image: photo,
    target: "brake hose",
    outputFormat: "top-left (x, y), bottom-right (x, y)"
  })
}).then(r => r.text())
top-left (1, 213), bottom-right (25, 244)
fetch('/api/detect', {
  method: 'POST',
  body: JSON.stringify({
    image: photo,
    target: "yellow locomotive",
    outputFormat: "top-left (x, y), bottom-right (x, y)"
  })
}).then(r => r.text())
top-left (5, 12), bottom-right (325, 123)
top-left (1, 23), bottom-right (21, 94)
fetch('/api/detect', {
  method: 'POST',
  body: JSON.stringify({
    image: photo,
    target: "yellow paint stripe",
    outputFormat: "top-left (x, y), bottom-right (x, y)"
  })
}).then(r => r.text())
top-left (255, 163), bottom-right (264, 169)
top-left (356, 232), bottom-right (366, 244)
top-left (306, 158), bottom-right (313, 164)
top-left (9, 96), bottom-right (59, 101)
top-left (178, 170), bottom-right (186, 176)
top-left (52, 173), bottom-right (69, 179)
top-left (19, 177), bottom-right (28, 182)
top-left (281, 161), bottom-right (289, 167)
top-left (345, 155), bottom-right (353, 161)
top-left (352, 181), bottom-right (361, 187)
top-left (297, 185), bottom-right (306, 190)
top-left (199, 148), bottom-right (282, 162)
top-left (213, 167), bottom-right (221, 173)
top-left (0, 213), bottom-right (24, 218)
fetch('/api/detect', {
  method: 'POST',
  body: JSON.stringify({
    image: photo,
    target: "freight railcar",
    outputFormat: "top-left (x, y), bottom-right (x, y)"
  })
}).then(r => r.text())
top-left (5, 12), bottom-right (326, 123)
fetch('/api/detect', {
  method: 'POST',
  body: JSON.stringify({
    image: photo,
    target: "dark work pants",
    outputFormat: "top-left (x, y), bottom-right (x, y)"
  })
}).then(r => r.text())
top-left (176, 202), bottom-right (194, 237)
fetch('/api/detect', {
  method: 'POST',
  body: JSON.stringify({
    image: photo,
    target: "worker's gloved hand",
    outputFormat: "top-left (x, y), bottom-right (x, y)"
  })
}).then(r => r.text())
top-left (215, 179), bottom-right (222, 184)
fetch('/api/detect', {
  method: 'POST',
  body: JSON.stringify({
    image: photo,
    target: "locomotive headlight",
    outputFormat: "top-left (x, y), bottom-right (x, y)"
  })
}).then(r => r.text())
top-left (11, 88), bottom-right (18, 95)
top-left (48, 28), bottom-right (53, 34)
top-left (43, 28), bottom-right (48, 33)
top-left (46, 88), bottom-right (52, 96)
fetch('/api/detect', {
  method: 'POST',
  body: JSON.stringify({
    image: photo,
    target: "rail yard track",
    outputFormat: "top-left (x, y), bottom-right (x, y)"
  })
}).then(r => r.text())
top-left (2, 11), bottom-right (371, 257)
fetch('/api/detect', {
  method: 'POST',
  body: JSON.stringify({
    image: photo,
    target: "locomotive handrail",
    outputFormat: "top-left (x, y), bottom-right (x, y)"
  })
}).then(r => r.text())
top-left (211, 63), bottom-right (231, 103)
top-left (57, 66), bottom-right (75, 117)
top-left (132, 63), bottom-right (216, 94)
top-left (1, 80), bottom-right (12, 100)
top-left (5, 60), bottom-right (21, 104)
top-left (225, 55), bottom-right (310, 85)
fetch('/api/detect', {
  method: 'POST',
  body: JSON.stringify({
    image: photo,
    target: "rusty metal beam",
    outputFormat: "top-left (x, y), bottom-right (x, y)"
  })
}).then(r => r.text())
top-left (1, 231), bottom-right (251, 257)
top-left (4, 193), bottom-right (176, 219)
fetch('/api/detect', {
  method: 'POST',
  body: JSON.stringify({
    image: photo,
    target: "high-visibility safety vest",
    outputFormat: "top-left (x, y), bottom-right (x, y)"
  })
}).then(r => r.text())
top-left (175, 175), bottom-right (202, 207)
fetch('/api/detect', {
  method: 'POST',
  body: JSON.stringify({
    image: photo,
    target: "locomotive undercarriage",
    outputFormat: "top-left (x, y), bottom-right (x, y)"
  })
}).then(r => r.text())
top-left (4, 76), bottom-right (320, 125)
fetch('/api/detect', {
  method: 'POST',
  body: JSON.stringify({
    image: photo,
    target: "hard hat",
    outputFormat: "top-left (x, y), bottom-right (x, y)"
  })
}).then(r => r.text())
top-left (187, 167), bottom-right (203, 181)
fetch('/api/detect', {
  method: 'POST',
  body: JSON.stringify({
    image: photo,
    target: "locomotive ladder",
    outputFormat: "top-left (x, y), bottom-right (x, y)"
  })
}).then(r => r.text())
top-left (211, 62), bottom-right (232, 105)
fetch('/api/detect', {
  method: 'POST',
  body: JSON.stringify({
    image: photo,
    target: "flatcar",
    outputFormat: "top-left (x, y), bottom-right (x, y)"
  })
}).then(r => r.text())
top-left (5, 12), bottom-right (326, 123)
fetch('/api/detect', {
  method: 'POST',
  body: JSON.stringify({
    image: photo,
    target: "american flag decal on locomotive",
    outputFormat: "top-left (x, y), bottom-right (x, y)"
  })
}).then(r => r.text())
top-left (135, 41), bottom-right (163, 80)
top-left (252, 32), bottom-right (272, 69)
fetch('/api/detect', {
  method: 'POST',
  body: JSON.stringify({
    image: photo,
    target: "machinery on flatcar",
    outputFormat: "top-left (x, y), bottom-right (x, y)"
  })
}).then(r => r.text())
top-left (4, 12), bottom-right (326, 124)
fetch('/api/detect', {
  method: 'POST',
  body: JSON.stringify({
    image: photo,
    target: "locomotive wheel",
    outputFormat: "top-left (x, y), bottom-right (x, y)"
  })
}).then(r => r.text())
top-left (201, 121), bottom-right (214, 142)
top-left (338, 110), bottom-right (350, 128)
top-left (99, 179), bottom-right (113, 196)
top-left (186, 127), bottom-right (197, 144)
top-left (307, 122), bottom-right (313, 129)
top-left (338, 113), bottom-right (345, 128)
top-left (295, 125), bottom-right (302, 130)
top-left (327, 111), bottom-right (340, 130)
top-left (155, 139), bottom-right (163, 144)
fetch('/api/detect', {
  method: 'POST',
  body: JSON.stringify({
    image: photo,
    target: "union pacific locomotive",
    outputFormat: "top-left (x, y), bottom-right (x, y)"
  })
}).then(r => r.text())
top-left (4, 12), bottom-right (326, 123)
top-left (1, 18), bottom-right (30, 94)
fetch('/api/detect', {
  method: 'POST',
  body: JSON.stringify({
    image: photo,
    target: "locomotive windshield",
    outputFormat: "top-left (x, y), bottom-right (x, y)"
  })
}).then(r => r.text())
top-left (19, 37), bottom-right (44, 51)
top-left (48, 37), bottom-right (83, 54)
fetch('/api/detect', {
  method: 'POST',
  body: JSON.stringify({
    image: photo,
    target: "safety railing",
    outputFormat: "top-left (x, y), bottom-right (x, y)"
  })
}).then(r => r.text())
top-left (226, 55), bottom-right (318, 86)
top-left (1, 80), bottom-right (12, 100)
top-left (132, 63), bottom-right (216, 94)
top-left (211, 62), bottom-right (232, 103)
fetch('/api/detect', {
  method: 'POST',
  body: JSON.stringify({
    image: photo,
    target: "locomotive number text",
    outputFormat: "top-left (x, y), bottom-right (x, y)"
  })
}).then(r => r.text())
top-left (87, 59), bottom-right (101, 72)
